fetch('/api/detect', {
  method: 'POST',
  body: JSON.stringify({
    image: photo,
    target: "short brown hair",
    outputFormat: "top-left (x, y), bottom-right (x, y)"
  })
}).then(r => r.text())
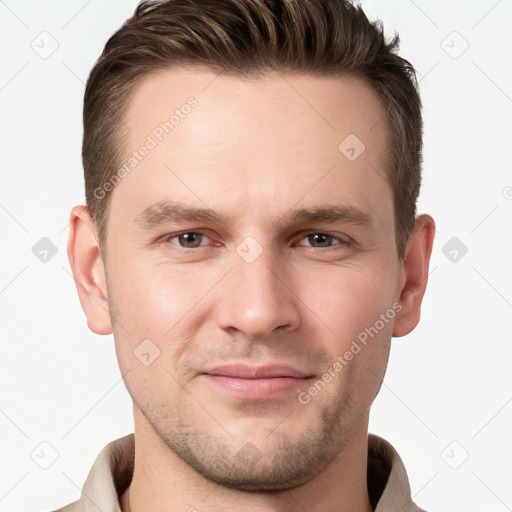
top-left (83, 0), bottom-right (422, 259)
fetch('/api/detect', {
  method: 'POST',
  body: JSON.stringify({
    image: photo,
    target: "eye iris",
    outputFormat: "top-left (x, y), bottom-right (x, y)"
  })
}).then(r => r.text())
top-left (179, 232), bottom-right (202, 248)
top-left (309, 233), bottom-right (332, 247)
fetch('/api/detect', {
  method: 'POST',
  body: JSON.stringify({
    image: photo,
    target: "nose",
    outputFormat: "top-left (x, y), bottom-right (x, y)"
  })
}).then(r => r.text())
top-left (215, 245), bottom-right (301, 340)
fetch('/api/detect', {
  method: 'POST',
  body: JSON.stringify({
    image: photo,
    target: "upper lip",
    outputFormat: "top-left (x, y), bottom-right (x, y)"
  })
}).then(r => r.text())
top-left (203, 364), bottom-right (312, 379)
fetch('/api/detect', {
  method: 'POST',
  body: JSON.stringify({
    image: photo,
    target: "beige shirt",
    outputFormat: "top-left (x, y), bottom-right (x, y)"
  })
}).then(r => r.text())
top-left (54, 433), bottom-right (425, 512)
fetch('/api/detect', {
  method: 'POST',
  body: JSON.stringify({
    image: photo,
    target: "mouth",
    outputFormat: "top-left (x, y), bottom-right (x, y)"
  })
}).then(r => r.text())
top-left (201, 364), bottom-right (315, 400)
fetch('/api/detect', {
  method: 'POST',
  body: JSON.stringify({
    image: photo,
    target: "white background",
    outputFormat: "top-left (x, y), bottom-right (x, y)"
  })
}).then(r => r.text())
top-left (1, 1), bottom-right (511, 511)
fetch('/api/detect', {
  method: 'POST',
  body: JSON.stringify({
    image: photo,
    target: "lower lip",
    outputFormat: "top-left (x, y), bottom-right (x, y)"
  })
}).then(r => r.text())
top-left (203, 375), bottom-right (312, 400)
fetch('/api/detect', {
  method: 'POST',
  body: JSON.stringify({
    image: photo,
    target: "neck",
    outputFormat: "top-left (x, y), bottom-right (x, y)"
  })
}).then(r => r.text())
top-left (120, 405), bottom-right (372, 512)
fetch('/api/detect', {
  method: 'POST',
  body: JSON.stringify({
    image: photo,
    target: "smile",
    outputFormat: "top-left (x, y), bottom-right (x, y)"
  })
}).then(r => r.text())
top-left (201, 364), bottom-right (314, 400)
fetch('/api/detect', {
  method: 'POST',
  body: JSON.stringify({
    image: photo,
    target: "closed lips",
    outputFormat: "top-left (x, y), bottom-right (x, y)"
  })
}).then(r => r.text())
top-left (203, 364), bottom-right (313, 379)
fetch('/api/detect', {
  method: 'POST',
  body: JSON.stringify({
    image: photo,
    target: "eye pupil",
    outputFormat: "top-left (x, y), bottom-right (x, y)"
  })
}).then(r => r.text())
top-left (179, 232), bottom-right (202, 248)
top-left (308, 233), bottom-right (332, 247)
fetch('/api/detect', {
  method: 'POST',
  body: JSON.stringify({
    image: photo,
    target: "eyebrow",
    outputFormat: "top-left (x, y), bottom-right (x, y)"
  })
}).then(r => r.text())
top-left (288, 205), bottom-right (372, 227)
top-left (135, 200), bottom-right (222, 228)
top-left (134, 200), bottom-right (373, 230)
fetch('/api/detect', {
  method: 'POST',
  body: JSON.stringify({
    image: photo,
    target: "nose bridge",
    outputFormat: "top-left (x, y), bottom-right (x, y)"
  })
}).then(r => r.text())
top-left (216, 238), bottom-right (300, 339)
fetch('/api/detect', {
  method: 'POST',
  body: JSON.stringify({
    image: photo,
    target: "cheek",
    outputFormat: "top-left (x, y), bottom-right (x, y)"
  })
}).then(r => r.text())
top-left (106, 254), bottom-right (218, 374)
top-left (108, 265), bottom-right (195, 406)
top-left (298, 262), bottom-right (398, 352)
top-left (304, 268), bottom-right (395, 414)
top-left (107, 253), bottom-right (194, 334)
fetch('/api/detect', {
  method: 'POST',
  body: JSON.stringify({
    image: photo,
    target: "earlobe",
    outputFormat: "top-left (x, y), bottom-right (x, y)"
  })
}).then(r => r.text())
top-left (67, 205), bottom-right (113, 335)
top-left (392, 214), bottom-right (436, 338)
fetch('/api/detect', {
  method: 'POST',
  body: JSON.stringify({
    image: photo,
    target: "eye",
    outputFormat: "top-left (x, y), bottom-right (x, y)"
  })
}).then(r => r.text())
top-left (298, 232), bottom-right (350, 248)
top-left (165, 232), bottom-right (211, 249)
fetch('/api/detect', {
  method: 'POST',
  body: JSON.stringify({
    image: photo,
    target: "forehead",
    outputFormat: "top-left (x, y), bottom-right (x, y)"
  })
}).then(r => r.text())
top-left (116, 67), bottom-right (392, 226)
top-left (124, 67), bottom-right (388, 147)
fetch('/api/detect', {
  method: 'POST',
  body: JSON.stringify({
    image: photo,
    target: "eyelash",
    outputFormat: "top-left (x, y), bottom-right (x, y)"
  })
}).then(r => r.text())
top-left (159, 231), bottom-right (351, 251)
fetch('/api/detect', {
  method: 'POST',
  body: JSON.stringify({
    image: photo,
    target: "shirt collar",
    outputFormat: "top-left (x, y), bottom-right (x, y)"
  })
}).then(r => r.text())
top-left (72, 433), bottom-right (423, 512)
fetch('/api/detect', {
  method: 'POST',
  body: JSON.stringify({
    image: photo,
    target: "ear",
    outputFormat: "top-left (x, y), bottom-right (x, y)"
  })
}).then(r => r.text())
top-left (67, 205), bottom-right (112, 335)
top-left (393, 214), bottom-right (436, 338)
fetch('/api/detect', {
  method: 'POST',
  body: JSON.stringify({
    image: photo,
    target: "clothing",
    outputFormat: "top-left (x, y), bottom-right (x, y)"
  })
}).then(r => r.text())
top-left (53, 433), bottom-right (425, 512)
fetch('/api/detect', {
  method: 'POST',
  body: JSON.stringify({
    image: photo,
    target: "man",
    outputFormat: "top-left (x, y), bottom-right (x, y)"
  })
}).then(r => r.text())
top-left (59, 0), bottom-right (435, 510)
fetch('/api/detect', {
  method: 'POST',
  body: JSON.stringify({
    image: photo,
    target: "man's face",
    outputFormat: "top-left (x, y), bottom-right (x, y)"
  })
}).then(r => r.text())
top-left (104, 68), bottom-right (403, 489)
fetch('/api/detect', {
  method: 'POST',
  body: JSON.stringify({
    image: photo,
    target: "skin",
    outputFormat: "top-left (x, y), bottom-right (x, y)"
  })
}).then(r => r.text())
top-left (68, 68), bottom-right (435, 512)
